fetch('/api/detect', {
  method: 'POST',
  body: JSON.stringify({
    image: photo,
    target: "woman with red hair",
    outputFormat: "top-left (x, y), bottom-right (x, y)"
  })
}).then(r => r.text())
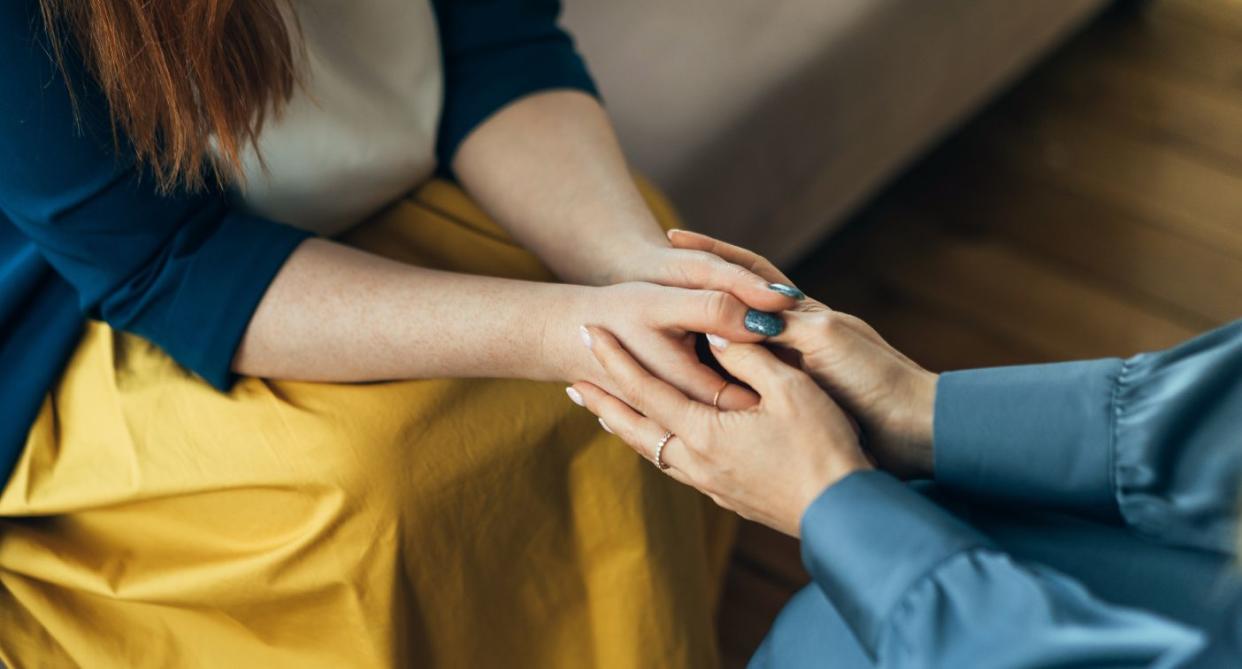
top-left (0, 1), bottom-right (797, 665)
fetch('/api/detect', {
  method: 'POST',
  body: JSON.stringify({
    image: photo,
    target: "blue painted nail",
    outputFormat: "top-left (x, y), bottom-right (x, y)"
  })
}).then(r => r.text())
top-left (768, 283), bottom-right (805, 300)
top-left (744, 309), bottom-right (785, 336)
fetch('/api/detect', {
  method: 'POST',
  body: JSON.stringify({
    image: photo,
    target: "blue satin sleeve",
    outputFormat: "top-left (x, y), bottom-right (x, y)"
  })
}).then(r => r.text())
top-left (797, 471), bottom-right (1213, 667)
top-left (934, 319), bottom-right (1242, 554)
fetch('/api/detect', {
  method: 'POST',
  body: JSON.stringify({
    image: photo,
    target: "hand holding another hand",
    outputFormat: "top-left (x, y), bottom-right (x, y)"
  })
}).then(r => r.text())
top-left (670, 230), bottom-right (939, 479)
top-left (570, 326), bottom-right (871, 538)
top-left (550, 281), bottom-right (781, 410)
top-left (563, 230), bottom-right (941, 539)
top-left (544, 229), bottom-right (806, 412)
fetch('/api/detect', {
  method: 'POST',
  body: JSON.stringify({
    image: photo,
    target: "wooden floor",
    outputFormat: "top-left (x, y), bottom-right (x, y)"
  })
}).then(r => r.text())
top-left (716, 0), bottom-right (1242, 664)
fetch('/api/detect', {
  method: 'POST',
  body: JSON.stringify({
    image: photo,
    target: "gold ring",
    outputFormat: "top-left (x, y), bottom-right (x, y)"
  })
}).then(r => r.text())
top-left (654, 431), bottom-right (674, 470)
top-left (712, 380), bottom-right (729, 409)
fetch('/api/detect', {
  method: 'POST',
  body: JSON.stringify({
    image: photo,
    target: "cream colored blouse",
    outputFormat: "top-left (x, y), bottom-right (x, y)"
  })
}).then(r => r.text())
top-left (229, 0), bottom-right (444, 237)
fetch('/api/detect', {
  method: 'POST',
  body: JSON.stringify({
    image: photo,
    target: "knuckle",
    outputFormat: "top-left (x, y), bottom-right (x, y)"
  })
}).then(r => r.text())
top-left (690, 250), bottom-right (721, 266)
top-left (680, 256), bottom-right (713, 283)
top-left (837, 312), bottom-right (865, 328)
top-left (701, 290), bottom-right (736, 324)
top-left (784, 371), bottom-right (819, 397)
top-left (840, 312), bottom-right (879, 339)
top-left (730, 344), bottom-right (762, 366)
top-left (658, 263), bottom-right (692, 290)
top-left (807, 311), bottom-right (842, 338)
top-left (725, 261), bottom-right (754, 282)
top-left (765, 366), bottom-right (811, 400)
top-left (617, 378), bottom-right (645, 406)
top-left (679, 253), bottom-right (724, 285)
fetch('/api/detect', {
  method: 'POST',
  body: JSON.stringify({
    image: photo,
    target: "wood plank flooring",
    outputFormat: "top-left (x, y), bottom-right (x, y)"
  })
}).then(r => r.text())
top-left (717, 1), bottom-right (1242, 665)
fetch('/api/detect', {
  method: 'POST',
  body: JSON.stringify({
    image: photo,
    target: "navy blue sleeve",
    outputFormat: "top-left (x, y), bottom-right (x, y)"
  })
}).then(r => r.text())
top-left (0, 2), bottom-right (311, 390)
top-left (799, 471), bottom-right (1212, 667)
top-left (432, 0), bottom-right (598, 168)
top-left (935, 319), bottom-right (1242, 554)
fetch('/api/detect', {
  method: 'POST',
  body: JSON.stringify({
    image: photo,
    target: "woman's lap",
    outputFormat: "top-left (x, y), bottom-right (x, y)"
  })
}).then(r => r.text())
top-left (0, 179), bottom-right (734, 668)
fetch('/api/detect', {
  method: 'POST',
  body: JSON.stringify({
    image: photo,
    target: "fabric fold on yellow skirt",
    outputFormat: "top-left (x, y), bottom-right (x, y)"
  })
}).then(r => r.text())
top-left (0, 179), bottom-right (736, 668)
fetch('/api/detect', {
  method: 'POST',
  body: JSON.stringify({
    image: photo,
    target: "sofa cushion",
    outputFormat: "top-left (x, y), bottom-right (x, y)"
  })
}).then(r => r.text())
top-left (563, 0), bottom-right (1107, 262)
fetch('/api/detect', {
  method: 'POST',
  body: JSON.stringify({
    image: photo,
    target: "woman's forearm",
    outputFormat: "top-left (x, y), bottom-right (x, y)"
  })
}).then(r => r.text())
top-left (451, 90), bottom-right (668, 285)
top-left (233, 92), bottom-right (655, 382)
top-left (232, 238), bottom-right (580, 382)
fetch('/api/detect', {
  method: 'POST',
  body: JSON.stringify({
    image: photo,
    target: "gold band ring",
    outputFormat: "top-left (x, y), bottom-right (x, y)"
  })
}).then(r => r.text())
top-left (712, 380), bottom-right (729, 409)
top-left (654, 431), bottom-right (674, 470)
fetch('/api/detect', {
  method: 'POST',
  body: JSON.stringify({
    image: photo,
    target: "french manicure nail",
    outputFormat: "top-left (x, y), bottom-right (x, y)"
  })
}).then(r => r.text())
top-left (666, 228), bottom-right (682, 239)
top-left (566, 387), bottom-right (584, 406)
top-left (599, 417), bottom-right (613, 434)
top-left (706, 333), bottom-right (730, 349)
top-left (768, 283), bottom-right (806, 300)
top-left (579, 325), bottom-right (593, 348)
top-left (744, 309), bottom-right (786, 336)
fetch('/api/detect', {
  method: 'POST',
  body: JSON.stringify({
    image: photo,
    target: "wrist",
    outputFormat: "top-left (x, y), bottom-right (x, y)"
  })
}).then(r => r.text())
top-left (825, 455), bottom-right (873, 492)
top-left (906, 371), bottom-right (938, 477)
top-left (586, 234), bottom-right (671, 286)
top-left (872, 370), bottom-right (937, 479)
top-left (538, 284), bottom-right (605, 382)
top-left (795, 458), bottom-right (872, 537)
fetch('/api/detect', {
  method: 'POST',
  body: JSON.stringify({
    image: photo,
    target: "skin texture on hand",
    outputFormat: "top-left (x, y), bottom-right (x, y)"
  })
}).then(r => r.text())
top-left (773, 310), bottom-right (937, 478)
top-left (550, 282), bottom-right (776, 411)
top-left (667, 230), bottom-right (938, 479)
top-left (571, 326), bottom-right (871, 538)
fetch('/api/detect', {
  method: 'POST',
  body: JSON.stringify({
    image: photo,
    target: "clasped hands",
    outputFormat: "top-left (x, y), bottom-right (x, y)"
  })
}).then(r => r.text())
top-left (565, 230), bottom-right (939, 537)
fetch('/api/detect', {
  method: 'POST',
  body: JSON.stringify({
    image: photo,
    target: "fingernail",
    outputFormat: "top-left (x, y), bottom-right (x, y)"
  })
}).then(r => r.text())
top-left (768, 283), bottom-right (805, 300)
top-left (744, 309), bottom-right (785, 336)
top-left (579, 325), bottom-right (593, 348)
top-left (706, 333), bottom-right (730, 349)
top-left (666, 228), bottom-right (682, 239)
top-left (599, 417), bottom-right (613, 434)
top-left (566, 387), bottom-right (584, 406)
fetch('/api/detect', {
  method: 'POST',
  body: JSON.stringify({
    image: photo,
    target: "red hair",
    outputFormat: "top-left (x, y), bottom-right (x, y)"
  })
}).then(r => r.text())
top-left (40, 0), bottom-right (298, 190)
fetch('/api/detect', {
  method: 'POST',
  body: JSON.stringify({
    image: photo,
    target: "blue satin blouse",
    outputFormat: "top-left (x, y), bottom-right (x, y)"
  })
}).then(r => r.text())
top-left (755, 320), bottom-right (1242, 667)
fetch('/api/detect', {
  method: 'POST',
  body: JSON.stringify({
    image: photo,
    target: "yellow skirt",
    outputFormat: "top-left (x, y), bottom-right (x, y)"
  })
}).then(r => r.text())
top-left (0, 180), bottom-right (735, 668)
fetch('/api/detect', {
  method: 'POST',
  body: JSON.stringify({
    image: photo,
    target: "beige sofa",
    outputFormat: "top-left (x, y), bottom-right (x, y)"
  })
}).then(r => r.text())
top-left (563, 0), bottom-right (1108, 264)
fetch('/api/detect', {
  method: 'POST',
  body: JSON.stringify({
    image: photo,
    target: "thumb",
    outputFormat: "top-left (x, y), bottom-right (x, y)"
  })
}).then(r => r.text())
top-left (706, 336), bottom-right (810, 401)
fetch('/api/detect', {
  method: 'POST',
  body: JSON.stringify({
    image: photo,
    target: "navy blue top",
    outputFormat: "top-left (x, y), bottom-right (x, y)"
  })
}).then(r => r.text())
top-left (756, 320), bottom-right (1242, 667)
top-left (0, 0), bottom-right (595, 483)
